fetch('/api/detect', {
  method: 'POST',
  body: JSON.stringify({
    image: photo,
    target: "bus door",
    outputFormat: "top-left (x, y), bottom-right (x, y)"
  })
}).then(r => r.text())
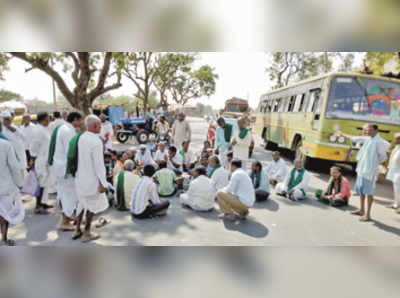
top-left (306, 88), bottom-right (323, 131)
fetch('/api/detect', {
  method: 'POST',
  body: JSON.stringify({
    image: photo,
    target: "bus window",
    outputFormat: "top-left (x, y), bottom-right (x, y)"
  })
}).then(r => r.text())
top-left (279, 98), bottom-right (288, 112)
top-left (307, 89), bottom-right (322, 113)
top-left (273, 99), bottom-right (281, 112)
top-left (288, 95), bottom-right (296, 112)
top-left (294, 94), bottom-right (306, 112)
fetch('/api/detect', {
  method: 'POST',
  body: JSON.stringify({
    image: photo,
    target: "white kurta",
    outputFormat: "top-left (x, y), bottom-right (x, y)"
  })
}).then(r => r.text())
top-left (154, 149), bottom-right (168, 163)
top-left (167, 153), bottom-right (183, 172)
top-left (387, 145), bottom-right (400, 208)
top-left (135, 150), bottom-right (156, 166)
top-left (130, 176), bottom-right (161, 215)
top-left (223, 169), bottom-right (255, 207)
top-left (20, 122), bottom-right (36, 152)
top-left (172, 120), bottom-right (191, 148)
top-left (276, 169), bottom-right (310, 200)
top-left (53, 122), bottom-right (79, 217)
top-left (231, 129), bottom-right (252, 162)
top-left (100, 121), bottom-right (114, 150)
top-left (2, 125), bottom-right (27, 170)
top-left (48, 118), bottom-right (65, 134)
top-left (210, 167), bottom-right (230, 194)
top-left (265, 159), bottom-right (288, 183)
top-left (0, 139), bottom-right (24, 225)
top-left (250, 170), bottom-right (270, 193)
top-left (75, 131), bottom-right (109, 214)
top-left (180, 175), bottom-right (215, 211)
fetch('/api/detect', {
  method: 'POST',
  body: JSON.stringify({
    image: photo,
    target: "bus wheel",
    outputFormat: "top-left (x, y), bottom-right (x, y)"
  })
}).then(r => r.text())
top-left (295, 141), bottom-right (314, 170)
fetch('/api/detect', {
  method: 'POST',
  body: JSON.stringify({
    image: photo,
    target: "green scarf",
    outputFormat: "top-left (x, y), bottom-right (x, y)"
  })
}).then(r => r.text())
top-left (0, 132), bottom-right (7, 141)
top-left (47, 124), bottom-right (63, 166)
top-left (179, 149), bottom-right (186, 164)
top-left (116, 170), bottom-right (126, 210)
top-left (326, 176), bottom-right (342, 196)
top-left (238, 127), bottom-right (249, 139)
top-left (65, 133), bottom-right (83, 178)
top-left (250, 171), bottom-right (261, 189)
top-left (224, 123), bottom-right (233, 143)
top-left (287, 168), bottom-right (305, 192)
top-left (209, 164), bottom-right (221, 178)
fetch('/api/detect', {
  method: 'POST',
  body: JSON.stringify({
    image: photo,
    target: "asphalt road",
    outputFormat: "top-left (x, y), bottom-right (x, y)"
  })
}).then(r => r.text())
top-left (10, 117), bottom-right (400, 246)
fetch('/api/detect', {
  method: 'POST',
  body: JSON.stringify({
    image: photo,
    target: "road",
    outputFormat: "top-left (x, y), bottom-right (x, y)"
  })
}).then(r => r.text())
top-left (11, 117), bottom-right (400, 246)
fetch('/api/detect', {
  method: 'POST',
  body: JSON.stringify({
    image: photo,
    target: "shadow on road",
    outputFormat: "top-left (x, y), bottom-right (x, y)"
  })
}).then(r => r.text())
top-left (372, 220), bottom-right (400, 237)
top-left (222, 218), bottom-right (268, 238)
top-left (252, 198), bottom-right (279, 212)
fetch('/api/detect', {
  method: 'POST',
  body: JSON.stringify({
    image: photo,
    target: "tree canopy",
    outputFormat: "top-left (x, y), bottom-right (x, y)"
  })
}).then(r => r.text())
top-left (0, 89), bottom-right (22, 103)
top-left (363, 52), bottom-right (400, 78)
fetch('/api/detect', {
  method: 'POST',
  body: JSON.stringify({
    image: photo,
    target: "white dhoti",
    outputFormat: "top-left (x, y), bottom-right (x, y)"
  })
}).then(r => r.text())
top-left (0, 192), bottom-right (25, 226)
top-left (57, 177), bottom-right (79, 218)
top-left (77, 193), bottom-right (108, 215)
top-left (219, 151), bottom-right (229, 170)
top-left (275, 183), bottom-right (306, 201)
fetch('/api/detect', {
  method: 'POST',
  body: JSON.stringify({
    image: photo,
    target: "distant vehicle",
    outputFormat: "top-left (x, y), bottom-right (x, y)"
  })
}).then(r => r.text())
top-left (255, 72), bottom-right (400, 170)
top-left (13, 114), bottom-right (37, 126)
top-left (116, 116), bottom-right (157, 144)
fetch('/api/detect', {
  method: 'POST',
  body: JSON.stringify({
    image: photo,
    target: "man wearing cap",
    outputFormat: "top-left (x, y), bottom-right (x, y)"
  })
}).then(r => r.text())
top-left (99, 114), bottom-right (114, 151)
top-left (0, 110), bottom-right (27, 173)
top-left (135, 144), bottom-right (156, 168)
top-left (387, 133), bottom-right (400, 213)
top-left (171, 113), bottom-right (191, 148)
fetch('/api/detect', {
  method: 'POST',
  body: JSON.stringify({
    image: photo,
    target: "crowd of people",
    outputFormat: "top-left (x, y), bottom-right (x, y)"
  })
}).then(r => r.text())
top-left (0, 107), bottom-right (399, 245)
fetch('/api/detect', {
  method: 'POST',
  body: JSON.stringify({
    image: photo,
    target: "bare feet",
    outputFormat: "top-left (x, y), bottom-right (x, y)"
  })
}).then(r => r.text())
top-left (2, 239), bottom-right (15, 246)
top-left (351, 210), bottom-right (364, 216)
top-left (238, 210), bottom-right (249, 220)
top-left (219, 213), bottom-right (236, 221)
top-left (359, 215), bottom-right (371, 222)
top-left (59, 223), bottom-right (75, 231)
top-left (81, 232), bottom-right (101, 243)
top-left (72, 230), bottom-right (83, 240)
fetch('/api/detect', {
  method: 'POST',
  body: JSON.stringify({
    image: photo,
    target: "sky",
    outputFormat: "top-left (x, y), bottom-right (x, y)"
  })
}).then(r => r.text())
top-left (0, 52), bottom-right (363, 110)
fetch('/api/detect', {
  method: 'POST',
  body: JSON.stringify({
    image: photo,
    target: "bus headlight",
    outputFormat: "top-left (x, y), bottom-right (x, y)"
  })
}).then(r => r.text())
top-left (338, 136), bottom-right (345, 144)
top-left (330, 135), bottom-right (337, 143)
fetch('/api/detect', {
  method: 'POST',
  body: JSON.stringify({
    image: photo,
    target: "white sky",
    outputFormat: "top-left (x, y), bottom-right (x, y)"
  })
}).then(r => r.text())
top-left (0, 52), bottom-right (363, 110)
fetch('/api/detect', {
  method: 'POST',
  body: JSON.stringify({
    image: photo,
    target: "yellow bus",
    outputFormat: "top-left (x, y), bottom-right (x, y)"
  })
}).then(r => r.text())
top-left (255, 72), bottom-right (400, 169)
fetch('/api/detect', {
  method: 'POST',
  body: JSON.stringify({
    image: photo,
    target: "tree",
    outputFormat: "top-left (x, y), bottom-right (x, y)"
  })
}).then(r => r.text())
top-left (0, 53), bottom-right (9, 80)
top-left (170, 64), bottom-right (218, 106)
top-left (119, 52), bottom-right (157, 114)
top-left (363, 52), bottom-right (400, 78)
top-left (7, 52), bottom-right (125, 114)
top-left (153, 53), bottom-right (196, 106)
top-left (0, 89), bottom-right (23, 103)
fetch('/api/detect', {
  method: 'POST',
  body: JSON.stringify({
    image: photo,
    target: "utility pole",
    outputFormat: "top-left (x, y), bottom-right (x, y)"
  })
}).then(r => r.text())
top-left (51, 57), bottom-right (57, 106)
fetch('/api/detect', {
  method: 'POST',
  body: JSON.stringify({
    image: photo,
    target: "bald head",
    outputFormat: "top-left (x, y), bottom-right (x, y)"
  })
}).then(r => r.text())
top-left (85, 115), bottom-right (101, 133)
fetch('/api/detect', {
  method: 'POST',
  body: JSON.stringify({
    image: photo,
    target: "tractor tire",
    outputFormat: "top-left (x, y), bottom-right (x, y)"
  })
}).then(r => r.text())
top-left (117, 132), bottom-right (129, 144)
top-left (137, 129), bottom-right (149, 144)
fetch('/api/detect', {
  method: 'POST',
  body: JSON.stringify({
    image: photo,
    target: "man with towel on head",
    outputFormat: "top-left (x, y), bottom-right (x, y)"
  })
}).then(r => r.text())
top-left (215, 117), bottom-right (234, 169)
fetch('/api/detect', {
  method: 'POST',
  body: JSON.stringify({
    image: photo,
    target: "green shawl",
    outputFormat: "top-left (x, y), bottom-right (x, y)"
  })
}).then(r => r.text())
top-left (224, 123), bottom-right (233, 143)
top-left (0, 132), bottom-right (7, 141)
top-left (250, 171), bottom-right (261, 189)
top-left (65, 133), bottom-right (83, 178)
top-left (47, 124), bottom-right (63, 166)
top-left (287, 168), bottom-right (305, 192)
top-left (209, 164), bottom-right (221, 178)
top-left (116, 170), bottom-right (126, 210)
top-left (179, 149), bottom-right (186, 164)
top-left (238, 127), bottom-right (249, 139)
top-left (326, 176), bottom-right (342, 196)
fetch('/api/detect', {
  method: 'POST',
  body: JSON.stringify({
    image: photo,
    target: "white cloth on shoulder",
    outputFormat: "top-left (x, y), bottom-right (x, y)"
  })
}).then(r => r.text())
top-left (0, 191), bottom-right (25, 225)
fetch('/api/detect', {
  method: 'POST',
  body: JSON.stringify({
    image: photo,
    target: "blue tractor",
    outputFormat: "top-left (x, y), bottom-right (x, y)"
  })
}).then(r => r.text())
top-left (116, 116), bottom-right (157, 144)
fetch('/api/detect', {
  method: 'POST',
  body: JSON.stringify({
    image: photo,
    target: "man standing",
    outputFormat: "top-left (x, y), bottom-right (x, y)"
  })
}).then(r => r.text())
top-left (215, 117), bottom-right (234, 169)
top-left (265, 151), bottom-right (288, 186)
top-left (0, 120), bottom-right (25, 246)
top-left (0, 110), bottom-right (27, 173)
top-left (171, 113), bottom-right (191, 148)
top-left (52, 112), bottom-right (83, 231)
top-left (276, 159), bottom-right (310, 201)
top-left (99, 114), bottom-right (114, 151)
top-left (73, 115), bottom-right (109, 242)
top-left (48, 111), bottom-right (65, 133)
top-left (216, 159), bottom-right (255, 220)
top-left (20, 114), bottom-right (36, 166)
top-left (31, 112), bottom-right (53, 214)
top-left (351, 124), bottom-right (389, 222)
top-left (386, 133), bottom-right (400, 213)
top-left (230, 117), bottom-right (252, 170)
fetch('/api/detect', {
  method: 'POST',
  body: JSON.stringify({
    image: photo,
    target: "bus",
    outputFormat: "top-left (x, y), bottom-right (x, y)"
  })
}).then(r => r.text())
top-left (255, 72), bottom-right (400, 169)
top-left (221, 97), bottom-right (250, 119)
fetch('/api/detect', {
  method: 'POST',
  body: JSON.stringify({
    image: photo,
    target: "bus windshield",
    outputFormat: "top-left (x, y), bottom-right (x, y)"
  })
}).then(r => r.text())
top-left (225, 104), bottom-right (248, 113)
top-left (326, 76), bottom-right (400, 125)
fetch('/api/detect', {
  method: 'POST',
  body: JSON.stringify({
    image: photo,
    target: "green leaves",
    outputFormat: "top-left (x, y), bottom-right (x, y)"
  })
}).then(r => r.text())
top-left (365, 52), bottom-right (400, 74)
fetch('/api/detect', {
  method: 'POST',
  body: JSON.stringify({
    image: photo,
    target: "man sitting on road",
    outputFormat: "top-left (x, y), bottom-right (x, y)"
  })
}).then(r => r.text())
top-left (180, 166), bottom-right (215, 212)
top-left (276, 159), bottom-right (310, 201)
top-left (135, 144), bottom-right (156, 168)
top-left (154, 161), bottom-right (178, 198)
top-left (167, 146), bottom-right (183, 176)
top-left (249, 160), bottom-right (270, 202)
top-left (216, 159), bottom-right (255, 221)
top-left (154, 142), bottom-right (168, 165)
top-left (114, 160), bottom-right (140, 211)
top-left (208, 155), bottom-right (230, 195)
top-left (265, 151), bottom-right (288, 187)
top-left (315, 166), bottom-right (351, 207)
top-left (179, 141), bottom-right (195, 172)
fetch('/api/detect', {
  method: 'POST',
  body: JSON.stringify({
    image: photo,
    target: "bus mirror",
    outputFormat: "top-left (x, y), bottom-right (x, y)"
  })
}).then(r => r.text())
top-left (314, 114), bottom-right (320, 120)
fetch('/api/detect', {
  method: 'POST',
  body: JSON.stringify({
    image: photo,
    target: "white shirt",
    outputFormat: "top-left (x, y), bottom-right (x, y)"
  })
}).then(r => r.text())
top-left (0, 139), bottom-right (23, 196)
top-left (224, 168), bottom-right (255, 207)
top-left (387, 145), bottom-right (400, 184)
top-left (130, 176), bottom-right (161, 215)
top-left (168, 153), bottom-right (183, 172)
top-left (31, 124), bottom-right (50, 177)
top-left (185, 175), bottom-right (215, 210)
top-left (210, 167), bottom-right (230, 194)
top-left (49, 118), bottom-right (65, 134)
top-left (100, 121), bottom-right (114, 150)
top-left (283, 168), bottom-right (310, 192)
top-left (20, 122), bottom-right (36, 151)
top-left (231, 129), bottom-right (252, 160)
top-left (172, 120), bottom-right (191, 147)
top-left (249, 170), bottom-right (270, 193)
top-left (2, 125), bottom-right (27, 169)
top-left (154, 149), bottom-right (168, 162)
top-left (265, 159), bottom-right (288, 182)
top-left (53, 122), bottom-right (76, 179)
top-left (75, 131), bottom-right (108, 197)
top-left (135, 149), bottom-right (155, 166)
top-left (182, 149), bottom-right (195, 165)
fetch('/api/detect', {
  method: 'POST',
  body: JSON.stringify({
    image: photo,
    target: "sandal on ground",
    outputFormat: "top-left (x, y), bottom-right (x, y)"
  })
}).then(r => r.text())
top-left (359, 216), bottom-right (371, 222)
top-left (81, 232), bottom-right (101, 243)
top-left (72, 231), bottom-right (83, 240)
top-left (59, 224), bottom-right (75, 232)
top-left (351, 210), bottom-right (364, 216)
top-left (3, 239), bottom-right (15, 246)
top-left (34, 207), bottom-right (49, 215)
top-left (95, 217), bottom-right (111, 229)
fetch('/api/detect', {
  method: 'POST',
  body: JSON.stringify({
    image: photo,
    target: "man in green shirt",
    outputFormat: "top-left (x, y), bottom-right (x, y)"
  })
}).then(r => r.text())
top-left (154, 161), bottom-right (178, 197)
